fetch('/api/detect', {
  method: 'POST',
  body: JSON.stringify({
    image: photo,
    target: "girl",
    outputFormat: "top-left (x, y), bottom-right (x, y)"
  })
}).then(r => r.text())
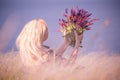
top-left (16, 19), bottom-right (83, 68)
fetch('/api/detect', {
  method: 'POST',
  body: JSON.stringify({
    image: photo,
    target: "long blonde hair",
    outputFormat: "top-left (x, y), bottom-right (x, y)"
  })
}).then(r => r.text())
top-left (16, 19), bottom-right (48, 67)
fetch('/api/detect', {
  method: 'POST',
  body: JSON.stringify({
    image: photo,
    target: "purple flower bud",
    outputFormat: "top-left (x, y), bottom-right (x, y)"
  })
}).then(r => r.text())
top-left (71, 8), bottom-right (76, 16)
top-left (63, 13), bottom-right (67, 17)
top-left (76, 6), bottom-right (79, 11)
top-left (62, 19), bottom-right (65, 23)
top-left (86, 13), bottom-right (92, 17)
top-left (86, 22), bottom-right (93, 26)
top-left (65, 8), bottom-right (68, 14)
top-left (59, 22), bottom-right (62, 27)
top-left (86, 27), bottom-right (91, 30)
top-left (59, 19), bottom-right (61, 21)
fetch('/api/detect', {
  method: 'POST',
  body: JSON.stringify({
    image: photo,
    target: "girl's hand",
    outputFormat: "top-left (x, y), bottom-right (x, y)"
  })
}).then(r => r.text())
top-left (74, 30), bottom-right (83, 47)
top-left (66, 31), bottom-right (83, 65)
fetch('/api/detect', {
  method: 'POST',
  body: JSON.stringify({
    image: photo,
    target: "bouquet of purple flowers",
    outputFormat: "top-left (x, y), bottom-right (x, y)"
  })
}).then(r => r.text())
top-left (58, 7), bottom-right (97, 47)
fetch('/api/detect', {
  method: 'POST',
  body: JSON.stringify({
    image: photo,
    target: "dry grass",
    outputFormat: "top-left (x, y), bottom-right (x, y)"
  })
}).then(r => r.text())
top-left (0, 51), bottom-right (120, 80)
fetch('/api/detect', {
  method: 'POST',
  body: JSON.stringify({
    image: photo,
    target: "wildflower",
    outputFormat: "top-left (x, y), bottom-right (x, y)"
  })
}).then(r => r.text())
top-left (58, 7), bottom-right (97, 47)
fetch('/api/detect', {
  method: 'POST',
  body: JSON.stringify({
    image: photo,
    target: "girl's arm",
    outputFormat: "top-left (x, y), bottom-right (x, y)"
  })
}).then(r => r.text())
top-left (67, 31), bottom-right (83, 64)
top-left (55, 38), bottom-right (69, 60)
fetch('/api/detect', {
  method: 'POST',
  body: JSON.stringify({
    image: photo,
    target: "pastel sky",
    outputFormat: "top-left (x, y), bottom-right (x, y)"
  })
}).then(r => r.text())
top-left (0, 0), bottom-right (120, 54)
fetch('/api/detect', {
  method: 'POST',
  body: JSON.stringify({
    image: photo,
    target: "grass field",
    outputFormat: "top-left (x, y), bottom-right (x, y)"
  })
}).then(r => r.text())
top-left (0, 51), bottom-right (120, 80)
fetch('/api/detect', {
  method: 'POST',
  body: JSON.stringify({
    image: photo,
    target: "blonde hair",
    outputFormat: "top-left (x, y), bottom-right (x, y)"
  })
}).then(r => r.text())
top-left (16, 19), bottom-right (48, 67)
